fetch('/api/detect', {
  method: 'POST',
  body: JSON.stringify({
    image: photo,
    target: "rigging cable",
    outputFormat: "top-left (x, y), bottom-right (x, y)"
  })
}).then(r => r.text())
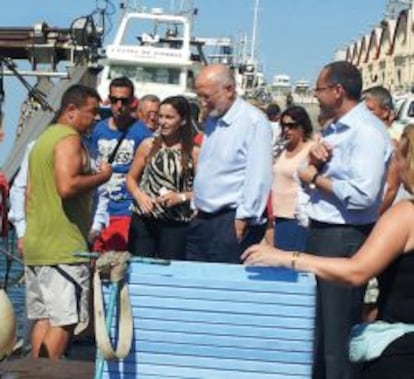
top-left (0, 58), bottom-right (55, 114)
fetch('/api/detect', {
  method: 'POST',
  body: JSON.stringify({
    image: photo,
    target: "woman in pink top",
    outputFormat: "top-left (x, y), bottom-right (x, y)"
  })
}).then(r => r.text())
top-left (270, 105), bottom-right (314, 251)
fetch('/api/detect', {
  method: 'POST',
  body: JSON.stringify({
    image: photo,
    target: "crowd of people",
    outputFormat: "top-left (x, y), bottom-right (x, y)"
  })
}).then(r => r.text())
top-left (5, 60), bottom-right (414, 379)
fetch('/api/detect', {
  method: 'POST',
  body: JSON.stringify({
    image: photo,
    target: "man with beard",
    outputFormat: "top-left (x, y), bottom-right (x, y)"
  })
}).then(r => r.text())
top-left (91, 77), bottom-right (152, 252)
top-left (185, 64), bottom-right (273, 263)
top-left (298, 61), bottom-right (392, 379)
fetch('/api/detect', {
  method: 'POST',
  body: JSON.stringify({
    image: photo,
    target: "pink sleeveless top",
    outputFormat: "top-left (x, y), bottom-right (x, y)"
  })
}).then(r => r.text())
top-left (271, 142), bottom-right (314, 218)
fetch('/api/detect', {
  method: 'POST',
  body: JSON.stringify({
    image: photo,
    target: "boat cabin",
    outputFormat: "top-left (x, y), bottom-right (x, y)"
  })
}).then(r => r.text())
top-left (97, 8), bottom-right (207, 101)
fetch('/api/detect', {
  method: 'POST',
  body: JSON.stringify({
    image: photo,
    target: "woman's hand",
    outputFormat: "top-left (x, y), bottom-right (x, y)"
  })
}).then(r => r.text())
top-left (241, 244), bottom-right (285, 267)
top-left (156, 191), bottom-right (184, 208)
top-left (135, 190), bottom-right (156, 214)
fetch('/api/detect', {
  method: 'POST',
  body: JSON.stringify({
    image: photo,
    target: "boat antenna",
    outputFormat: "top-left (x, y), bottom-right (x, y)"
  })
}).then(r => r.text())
top-left (250, 0), bottom-right (259, 60)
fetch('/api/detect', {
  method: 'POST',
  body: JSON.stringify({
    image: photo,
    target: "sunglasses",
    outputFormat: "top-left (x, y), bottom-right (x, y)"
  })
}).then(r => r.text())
top-left (109, 96), bottom-right (132, 105)
top-left (281, 121), bottom-right (300, 129)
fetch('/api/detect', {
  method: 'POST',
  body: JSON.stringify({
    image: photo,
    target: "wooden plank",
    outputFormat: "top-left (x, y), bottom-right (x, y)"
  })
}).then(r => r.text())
top-left (104, 353), bottom-right (312, 375)
top-left (126, 329), bottom-right (313, 352)
top-left (102, 362), bottom-right (310, 379)
top-left (124, 341), bottom-right (312, 363)
top-left (120, 319), bottom-right (314, 340)
top-left (123, 307), bottom-right (314, 329)
top-left (127, 283), bottom-right (315, 305)
top-left (127, 295), bottom-right (314, 318)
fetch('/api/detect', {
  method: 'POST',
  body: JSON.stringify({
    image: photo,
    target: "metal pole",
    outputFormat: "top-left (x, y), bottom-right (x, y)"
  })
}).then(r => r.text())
top-left (250, 0), bottom-right (259, 60)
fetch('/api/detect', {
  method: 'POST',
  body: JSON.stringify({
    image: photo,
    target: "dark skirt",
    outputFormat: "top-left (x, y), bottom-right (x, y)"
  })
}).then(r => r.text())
top-left (362, 332), bottom-right (414, 379)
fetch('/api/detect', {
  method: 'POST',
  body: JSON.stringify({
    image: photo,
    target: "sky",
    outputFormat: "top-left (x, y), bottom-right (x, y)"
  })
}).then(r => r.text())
top-left (0, 0), bottom-right (389, 165)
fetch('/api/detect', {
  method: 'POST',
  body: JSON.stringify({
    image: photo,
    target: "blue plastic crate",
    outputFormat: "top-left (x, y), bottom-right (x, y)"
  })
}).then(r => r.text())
top-left (99, 260), bottom-right (316, 379)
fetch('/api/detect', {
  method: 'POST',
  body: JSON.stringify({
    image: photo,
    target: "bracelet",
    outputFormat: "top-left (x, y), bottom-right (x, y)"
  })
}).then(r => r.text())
top-left (179, 193), bottom-right (187, 203)
top-left (291, 251), bottom-right (301, 270)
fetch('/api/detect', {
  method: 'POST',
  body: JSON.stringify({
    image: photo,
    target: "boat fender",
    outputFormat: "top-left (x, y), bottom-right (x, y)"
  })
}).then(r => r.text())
top-left (94, 251), bottom-right (133, 360)
top-left (0, 289), bottom-right (17, 360)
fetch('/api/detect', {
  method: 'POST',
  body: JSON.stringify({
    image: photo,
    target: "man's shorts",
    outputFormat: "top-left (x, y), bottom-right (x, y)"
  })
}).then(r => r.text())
top-left (93, 216), bottom-right (131, 252)
top-left (25, 263), bottom-right (90, 335)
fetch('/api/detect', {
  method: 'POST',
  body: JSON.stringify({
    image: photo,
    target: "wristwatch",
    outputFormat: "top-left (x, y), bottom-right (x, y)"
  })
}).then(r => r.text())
top-left (179, 193), bottom-right (187, 203)
top-left (309, 172), bottom-right (321, 190)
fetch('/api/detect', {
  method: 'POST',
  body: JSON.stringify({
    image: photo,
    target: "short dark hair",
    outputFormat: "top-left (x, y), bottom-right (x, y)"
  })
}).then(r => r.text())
top-left (362, 85), bottom-right (394, 110)
top-left (265, 103), bottom-right (281, 120)
top-left (280, 105), bottom-right (313, 140)
top-left (109, 76), bottom-right (135, 97)
top-left (323, 61), bottom-right (362, 101)
top-left (57, 84), bottom-right (100, 115)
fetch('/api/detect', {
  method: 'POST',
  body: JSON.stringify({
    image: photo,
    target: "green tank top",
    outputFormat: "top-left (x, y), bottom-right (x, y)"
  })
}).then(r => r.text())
top-left (24, 124), bottom-right (91, 265)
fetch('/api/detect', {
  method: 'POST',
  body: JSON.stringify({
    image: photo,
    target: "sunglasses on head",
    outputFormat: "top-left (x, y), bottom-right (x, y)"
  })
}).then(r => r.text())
top-left (109, 96), bottom-right (132, 105)
top-left (281, 121), bottom-right (300, 129)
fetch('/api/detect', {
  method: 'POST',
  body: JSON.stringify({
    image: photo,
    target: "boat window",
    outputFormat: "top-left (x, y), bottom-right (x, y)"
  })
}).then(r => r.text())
top-left (108, 65), bottom-right (180, 85)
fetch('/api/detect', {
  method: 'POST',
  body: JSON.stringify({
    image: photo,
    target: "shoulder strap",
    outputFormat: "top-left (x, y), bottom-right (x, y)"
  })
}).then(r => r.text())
top-left (107, 128), bottom-right (129, 164)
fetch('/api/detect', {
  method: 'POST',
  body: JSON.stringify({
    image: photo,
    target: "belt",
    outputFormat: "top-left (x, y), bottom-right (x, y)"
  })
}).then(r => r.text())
top-left (310, 219), bottom-right (374, 230)
top-left (197, 208), bottom-right (235, 219)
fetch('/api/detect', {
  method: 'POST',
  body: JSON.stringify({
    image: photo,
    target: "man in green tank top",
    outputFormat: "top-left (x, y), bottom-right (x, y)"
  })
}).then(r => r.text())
top-left (24, 84), bottom-right (112, 359)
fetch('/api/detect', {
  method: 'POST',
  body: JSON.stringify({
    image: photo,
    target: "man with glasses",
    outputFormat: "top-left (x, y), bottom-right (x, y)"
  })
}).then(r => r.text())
top-left (185, 63), bottom-right (273, 263)
top-left (298, 61), bottom-right (392, 379)
top-left (90, 77), bottom-right (152, 252)
top-left (136, 94), bottom-right (161, 132)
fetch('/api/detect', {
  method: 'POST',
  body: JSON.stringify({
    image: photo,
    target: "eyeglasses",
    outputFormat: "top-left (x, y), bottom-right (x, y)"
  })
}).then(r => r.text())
top-left (313, 84), bottom-right (337, 94)
top-left (109, 96), bottom-right (132, 105)
top-left (281, 121), bottom-right (300, 129)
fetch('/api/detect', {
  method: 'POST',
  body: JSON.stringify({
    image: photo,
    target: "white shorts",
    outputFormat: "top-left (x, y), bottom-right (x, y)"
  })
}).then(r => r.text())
top-left (25, 264), bottom-right (90, 335)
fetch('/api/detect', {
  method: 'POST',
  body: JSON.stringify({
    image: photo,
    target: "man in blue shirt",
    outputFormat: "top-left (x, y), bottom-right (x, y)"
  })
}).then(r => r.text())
top-left (91, 77), bottom-right (152, 252)
top-left (298, 61), bottom-right (392, 379)
top-left (185, 64), bottom-right (273, 263)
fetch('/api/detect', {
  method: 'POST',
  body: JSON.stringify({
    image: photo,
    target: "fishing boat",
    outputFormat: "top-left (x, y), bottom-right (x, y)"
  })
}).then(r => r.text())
top-left (97, 5), bottom-right (207, 101)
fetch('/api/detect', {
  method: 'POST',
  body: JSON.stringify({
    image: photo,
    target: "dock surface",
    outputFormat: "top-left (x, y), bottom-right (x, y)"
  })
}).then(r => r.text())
top-left (0, 358), bottom-right (94, 378)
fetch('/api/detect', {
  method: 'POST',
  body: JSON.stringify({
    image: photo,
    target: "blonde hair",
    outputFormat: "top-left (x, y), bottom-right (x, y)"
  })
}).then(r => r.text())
top-left (400, 124), bottom-right (414, 192)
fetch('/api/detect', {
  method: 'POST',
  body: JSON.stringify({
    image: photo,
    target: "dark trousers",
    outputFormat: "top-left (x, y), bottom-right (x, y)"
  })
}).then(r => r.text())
top-left (308, 220), bottom-right (373, 379)
top-left (128, 213), bottom-right (188, 260)
top-left (185, 209), bottom-right (266, 263)
top-left (274, 217), bottom-right (309, 251)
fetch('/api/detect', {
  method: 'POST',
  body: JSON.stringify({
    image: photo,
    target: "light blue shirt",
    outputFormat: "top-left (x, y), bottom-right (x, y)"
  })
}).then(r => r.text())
top-left (8, 141), bottom-right (35, 238)
top-left (194, 97), bottom-right (273, 224)
top-left (307, 102), bottom-right (393, 225)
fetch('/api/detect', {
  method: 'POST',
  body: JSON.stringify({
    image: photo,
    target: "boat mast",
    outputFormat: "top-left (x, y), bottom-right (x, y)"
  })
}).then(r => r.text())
top-left (250, 0), bottom-right (259, 60)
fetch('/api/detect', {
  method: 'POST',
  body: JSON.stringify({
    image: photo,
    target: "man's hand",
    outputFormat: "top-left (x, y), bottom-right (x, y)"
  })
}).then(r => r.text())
top-left (17, 237), bottom-right (24, 256)
top-left (88, 229), bottom-right (101, 247)
top-left (99, 162), bottom-right (113, 181)
top-left (309, 140), bottom-right (332, 169)
top-left (234, 219), bottom-right (248, 243)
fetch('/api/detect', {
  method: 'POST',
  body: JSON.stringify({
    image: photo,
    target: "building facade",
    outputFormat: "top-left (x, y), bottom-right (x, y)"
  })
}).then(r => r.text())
top-left (339, 3), bottom-right (414, 95)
